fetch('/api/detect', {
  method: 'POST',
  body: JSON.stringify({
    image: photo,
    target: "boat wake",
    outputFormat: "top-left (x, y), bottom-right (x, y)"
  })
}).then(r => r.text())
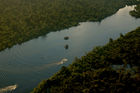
top-left (0, 84), bottom-right (17, 93)
top-left (57, 58), bottom-right (68, 65)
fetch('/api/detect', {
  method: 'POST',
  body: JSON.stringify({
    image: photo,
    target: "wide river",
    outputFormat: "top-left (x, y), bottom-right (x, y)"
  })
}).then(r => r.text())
top-left (0, 6), bottom-right (140, 93)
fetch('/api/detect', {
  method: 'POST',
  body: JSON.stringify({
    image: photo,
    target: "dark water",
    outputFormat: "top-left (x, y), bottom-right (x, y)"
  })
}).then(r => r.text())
top-left (0, 6), bottom-right (140, 93)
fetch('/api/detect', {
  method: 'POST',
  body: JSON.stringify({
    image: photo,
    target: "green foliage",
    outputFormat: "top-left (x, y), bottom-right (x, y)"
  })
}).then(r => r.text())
top-left (0, 0), bottom-right (139, 51)
top-left (32, 27), bottom-right (140, 93)
top-left (130, 4), bottom-right (140, 18)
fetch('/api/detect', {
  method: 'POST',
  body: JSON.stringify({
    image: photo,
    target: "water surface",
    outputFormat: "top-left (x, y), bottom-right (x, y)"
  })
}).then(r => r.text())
top-left (0, 6), bottom-right (140, 93)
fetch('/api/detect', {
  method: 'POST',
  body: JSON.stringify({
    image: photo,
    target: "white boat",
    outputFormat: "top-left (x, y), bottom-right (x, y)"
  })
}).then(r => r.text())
top-left (57, 58), bottom-right (68, 65)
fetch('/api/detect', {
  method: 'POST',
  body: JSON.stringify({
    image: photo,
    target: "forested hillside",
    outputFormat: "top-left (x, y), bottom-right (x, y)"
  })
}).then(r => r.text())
top-left (0, 0), bottom-right (139, 51)
top-left (32, 26), bottom-right (140, 93)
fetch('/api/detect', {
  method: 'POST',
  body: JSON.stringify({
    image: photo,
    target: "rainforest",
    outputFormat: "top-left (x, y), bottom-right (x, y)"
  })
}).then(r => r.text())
top-left (0, 0), bottom-right (139, 51)
top-left (0, 0), bottom-right (140, 93)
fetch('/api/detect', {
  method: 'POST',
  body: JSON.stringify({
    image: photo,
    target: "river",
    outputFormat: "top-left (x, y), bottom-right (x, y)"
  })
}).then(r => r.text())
top-left (0, 5), bottom-right (140, 93)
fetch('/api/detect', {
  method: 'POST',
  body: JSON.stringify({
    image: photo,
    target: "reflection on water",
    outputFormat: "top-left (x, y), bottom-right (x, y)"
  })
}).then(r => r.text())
top-left (64, 44), bottom-right (69, 50)
top-left (0, 6), bottom-right (140, 93)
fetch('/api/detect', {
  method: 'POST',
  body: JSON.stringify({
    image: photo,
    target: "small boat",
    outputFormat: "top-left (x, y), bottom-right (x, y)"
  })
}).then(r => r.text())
top-left (57, 58), bottom-right (68, 65)
top-left (64, 36), bottom-right (69, 40)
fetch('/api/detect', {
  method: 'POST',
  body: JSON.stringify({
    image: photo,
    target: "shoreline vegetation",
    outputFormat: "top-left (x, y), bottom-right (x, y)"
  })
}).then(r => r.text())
top-left (0, 0), bottom-right (139, 52)
top-left (130, 4), bottom-right (140, 18)
top-left (32, 27), bottom-right (140, 93)
top-left (32, 4), bottom-right (140, 93)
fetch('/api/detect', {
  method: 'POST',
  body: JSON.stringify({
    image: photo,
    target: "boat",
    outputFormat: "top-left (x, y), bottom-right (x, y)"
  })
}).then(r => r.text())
top-left (57, 58), bottom-right (68, 65)
top-left (64, 36), bottom-right (69, 40)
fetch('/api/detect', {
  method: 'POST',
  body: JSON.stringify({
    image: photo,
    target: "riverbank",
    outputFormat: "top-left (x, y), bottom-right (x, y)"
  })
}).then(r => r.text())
top-left (0, 0), bottom-right (139, 52)
top-left (32, 26), bottom-right (140, 93)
